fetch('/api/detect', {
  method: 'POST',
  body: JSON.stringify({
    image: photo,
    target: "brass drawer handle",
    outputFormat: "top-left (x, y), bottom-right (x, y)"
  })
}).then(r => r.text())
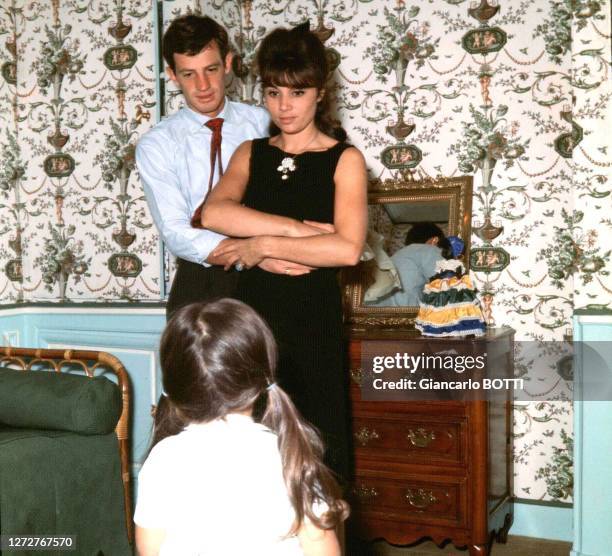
top-left (354, 484), bottom-right (379, 502)
top-left (350, 367), bottom-right (363, 386)
top-left (405, 488), bottom-right (438, 509)
top-left (407, 428), bottom-right (436, 448)
top-left (354, 426), bottom-right (380, 447)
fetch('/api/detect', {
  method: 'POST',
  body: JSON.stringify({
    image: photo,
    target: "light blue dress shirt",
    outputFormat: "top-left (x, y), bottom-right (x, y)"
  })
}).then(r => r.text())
top-left (136, 100), bottom-right (270, 265)
top-left (371, 244), bottom-right (442, 306)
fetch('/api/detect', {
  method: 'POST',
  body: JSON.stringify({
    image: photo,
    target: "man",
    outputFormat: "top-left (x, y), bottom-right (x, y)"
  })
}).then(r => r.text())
top-left (137, 15), bottom-right (309, 318)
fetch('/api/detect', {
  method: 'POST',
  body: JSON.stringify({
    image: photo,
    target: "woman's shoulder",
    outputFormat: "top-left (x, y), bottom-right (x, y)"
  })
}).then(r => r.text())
top-left (336, 142), bottom-right (365, 162)
top-left (334, 142), bottom-right (367, 181)
top-left (247, 136), bottom-right (274, 154)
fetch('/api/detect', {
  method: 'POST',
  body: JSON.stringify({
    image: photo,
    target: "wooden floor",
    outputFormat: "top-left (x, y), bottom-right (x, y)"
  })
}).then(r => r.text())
top-left (348, 536), bottom-right (571, 555)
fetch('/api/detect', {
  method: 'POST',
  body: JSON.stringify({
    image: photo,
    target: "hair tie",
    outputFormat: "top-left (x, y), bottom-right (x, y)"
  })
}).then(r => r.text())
top-left (266, 382), bottom-right (277, 392)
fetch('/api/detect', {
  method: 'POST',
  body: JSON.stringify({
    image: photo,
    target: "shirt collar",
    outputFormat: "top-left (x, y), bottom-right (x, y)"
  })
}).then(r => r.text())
top-left (184, 413), bottom-right (254, 431)
top-left (182, 98), bottom-right (236, 129)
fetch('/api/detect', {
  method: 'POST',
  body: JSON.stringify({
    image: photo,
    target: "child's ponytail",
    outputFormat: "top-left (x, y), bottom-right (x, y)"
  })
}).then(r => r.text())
top-left (261, 383), bottom-right (349, 534)
top-left (150, 393), bottom-right (189, 450)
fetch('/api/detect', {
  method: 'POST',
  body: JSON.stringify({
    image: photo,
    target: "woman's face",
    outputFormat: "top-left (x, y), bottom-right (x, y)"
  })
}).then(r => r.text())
top-left (263, 85), bottom-right (321, 135)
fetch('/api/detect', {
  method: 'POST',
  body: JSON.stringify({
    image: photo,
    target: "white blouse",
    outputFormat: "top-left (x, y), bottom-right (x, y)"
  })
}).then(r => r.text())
top-left (134, 414), bottom-right (303, 555)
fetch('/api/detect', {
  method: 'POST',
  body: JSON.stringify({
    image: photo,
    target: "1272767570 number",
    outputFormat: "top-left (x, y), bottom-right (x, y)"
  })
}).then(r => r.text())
top-left (0, 535), bottom-right (76, 551)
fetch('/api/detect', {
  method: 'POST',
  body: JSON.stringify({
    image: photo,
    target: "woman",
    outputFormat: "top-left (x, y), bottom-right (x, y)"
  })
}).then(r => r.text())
top-left (201, 23), bottom-right (368, 479)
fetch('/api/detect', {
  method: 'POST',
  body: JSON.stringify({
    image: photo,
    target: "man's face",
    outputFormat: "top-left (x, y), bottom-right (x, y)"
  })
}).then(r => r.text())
top-left (167, 42), bottom-right (232, 118)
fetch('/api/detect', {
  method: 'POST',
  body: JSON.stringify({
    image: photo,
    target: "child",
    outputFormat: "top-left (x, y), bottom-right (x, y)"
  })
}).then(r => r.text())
top-left (134, 299), bottom-right (348, 556)
top-left (415, 236), bottom-right (486, 337)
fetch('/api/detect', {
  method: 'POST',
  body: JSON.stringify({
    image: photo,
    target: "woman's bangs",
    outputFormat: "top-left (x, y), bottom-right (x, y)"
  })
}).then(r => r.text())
top-left (261, 65), bottom-right (318, 90)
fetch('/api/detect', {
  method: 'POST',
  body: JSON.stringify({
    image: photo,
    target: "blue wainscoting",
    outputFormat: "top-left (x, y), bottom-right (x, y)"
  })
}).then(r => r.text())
top-left (0, 303), bottom-right (166, 480)
top-left (572, 311), bottom-right (612, 556)
top-left (1, 302), bottom-right (584, 542)
top-left (511, 500), bottom-right (572, 542)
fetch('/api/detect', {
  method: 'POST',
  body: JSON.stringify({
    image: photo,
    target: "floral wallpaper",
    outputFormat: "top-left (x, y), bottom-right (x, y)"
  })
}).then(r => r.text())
top-left (0, 0), bottom-right (158, 303)
top-left (1, 0), bottom-right (610, 503)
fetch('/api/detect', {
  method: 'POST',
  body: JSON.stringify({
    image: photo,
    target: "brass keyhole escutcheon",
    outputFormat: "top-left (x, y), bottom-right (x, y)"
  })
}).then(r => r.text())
top-left (407, 428), bottom-right (436, 448)
top-left (354, 426), bottom-right (380, 447)
top-left (350, 367), bottom-right (363, 386)
top-left (354, 484), bottom-right (379, 503)
top-left (405, 488), bottom-right (438, 509)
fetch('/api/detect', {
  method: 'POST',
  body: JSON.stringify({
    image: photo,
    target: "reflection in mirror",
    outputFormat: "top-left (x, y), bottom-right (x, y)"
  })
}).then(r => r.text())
top-left (342, 176), bottom-right (473, 330)
top-left (364, 203), bottom-right (451, 307)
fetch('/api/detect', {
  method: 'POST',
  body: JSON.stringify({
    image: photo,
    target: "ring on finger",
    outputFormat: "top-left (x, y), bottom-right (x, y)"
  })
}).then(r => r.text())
top-left (235, 262), bottom-right (245, 272)
top-left (284, 267), bottom-right (291, 275)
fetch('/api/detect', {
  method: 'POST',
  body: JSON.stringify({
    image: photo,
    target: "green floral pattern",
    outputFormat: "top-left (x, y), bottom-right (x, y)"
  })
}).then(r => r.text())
top-left (34, 223), bottom-right (90, 299)
top-left (538, 208), bottom-right (610, 289)
top-left (535, 429), bottom-right (573, 500)
top-left (535, 0), bottom-right (607, 64)
top-left (364, 5), bottom-right (439, 82)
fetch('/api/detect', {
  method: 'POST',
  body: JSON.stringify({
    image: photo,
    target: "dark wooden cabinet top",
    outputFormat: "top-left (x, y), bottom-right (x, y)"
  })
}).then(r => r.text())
top-left (347, 326), bottom-right (514, 342)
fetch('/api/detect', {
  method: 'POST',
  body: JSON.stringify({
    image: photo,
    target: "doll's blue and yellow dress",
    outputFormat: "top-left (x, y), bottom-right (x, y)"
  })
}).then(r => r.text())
top-left (416, 259), bottom-right (486, 337)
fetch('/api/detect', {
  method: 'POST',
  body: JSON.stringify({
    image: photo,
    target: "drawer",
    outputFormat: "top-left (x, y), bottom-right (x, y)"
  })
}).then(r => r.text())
top-left (351, 473), bottom-right (467, 527)
top-left (352, 413), bottom-right (466, 465)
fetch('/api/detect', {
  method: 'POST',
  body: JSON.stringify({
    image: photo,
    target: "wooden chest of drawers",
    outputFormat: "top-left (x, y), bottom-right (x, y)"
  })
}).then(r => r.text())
top-left (346, 329), bottom-right (514, 556)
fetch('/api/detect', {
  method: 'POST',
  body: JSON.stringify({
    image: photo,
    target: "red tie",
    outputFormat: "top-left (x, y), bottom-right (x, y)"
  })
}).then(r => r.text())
top-left (191, 117), bottom-right (224, 228)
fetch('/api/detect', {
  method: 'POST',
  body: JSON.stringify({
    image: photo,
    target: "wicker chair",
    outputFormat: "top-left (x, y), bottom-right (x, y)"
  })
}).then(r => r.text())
top-left (0, 346), bottom-right (133, 544)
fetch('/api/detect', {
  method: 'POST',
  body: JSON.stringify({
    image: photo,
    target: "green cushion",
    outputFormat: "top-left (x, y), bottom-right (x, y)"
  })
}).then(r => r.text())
top-left (0, 428), bottom-right (131, 555)
top-left (0, 367), bottom-right (122, 435)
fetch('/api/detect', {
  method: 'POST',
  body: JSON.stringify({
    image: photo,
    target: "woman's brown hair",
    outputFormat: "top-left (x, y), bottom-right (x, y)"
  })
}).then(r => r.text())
top-left (257, 22), bottom-right (347, 142)
top-left (152, 298), bottom-right (348, 533)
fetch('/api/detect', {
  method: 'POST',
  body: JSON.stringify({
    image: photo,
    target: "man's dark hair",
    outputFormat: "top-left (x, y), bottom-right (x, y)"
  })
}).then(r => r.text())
top-left (163, 15), bottom-right (230, 72)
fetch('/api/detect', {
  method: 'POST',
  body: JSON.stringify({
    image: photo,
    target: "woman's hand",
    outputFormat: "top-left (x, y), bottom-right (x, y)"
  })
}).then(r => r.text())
top-left (258, 258), bottom-right (314, 276)
top-left (210, 237), bottom-right (266, 270)
top-left (286, 219), bottom-right (335, 238)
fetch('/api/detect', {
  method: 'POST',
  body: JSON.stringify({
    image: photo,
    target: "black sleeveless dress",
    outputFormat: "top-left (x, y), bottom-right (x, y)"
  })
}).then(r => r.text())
top-left (236, 138), bottom-right (351, 479)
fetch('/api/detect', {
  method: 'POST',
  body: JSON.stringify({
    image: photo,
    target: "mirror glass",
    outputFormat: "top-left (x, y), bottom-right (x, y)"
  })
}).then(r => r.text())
top-left (342, 176), bottom-right (473, 330)
top-left (363, 199), bottom-right (452, 308)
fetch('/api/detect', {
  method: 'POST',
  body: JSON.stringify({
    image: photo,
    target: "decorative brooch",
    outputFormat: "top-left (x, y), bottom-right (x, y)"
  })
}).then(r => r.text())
top-left (277, 157), bottom-right (297, 180)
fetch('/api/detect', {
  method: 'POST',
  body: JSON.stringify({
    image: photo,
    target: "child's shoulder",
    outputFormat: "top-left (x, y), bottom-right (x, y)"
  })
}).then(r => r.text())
top-left (144, 430), bottom-right (187, 464)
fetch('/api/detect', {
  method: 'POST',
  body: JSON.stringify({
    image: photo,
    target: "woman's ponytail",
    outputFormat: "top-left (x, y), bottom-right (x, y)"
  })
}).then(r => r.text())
top-left (261, 383), bottom-right (349, 534)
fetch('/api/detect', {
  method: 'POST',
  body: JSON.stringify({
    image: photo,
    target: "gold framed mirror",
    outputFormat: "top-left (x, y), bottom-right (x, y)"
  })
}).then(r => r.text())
top-left (342, 176), bottom-right (473, 330)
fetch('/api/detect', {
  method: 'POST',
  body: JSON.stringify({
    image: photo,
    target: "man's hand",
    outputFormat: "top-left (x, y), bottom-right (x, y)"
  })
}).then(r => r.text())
top-left (205, 238), bottom-right (239, 268)
top-left (258, 258), bottom-right (314, 276)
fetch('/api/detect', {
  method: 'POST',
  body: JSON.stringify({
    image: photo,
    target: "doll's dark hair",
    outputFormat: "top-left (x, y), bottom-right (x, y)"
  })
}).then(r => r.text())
top-left (257, 22), bottom-right (346, 141)
top-left (163, 14), bottom-right (230, 72)
top-left (151, 298), bottom-right (348, 533)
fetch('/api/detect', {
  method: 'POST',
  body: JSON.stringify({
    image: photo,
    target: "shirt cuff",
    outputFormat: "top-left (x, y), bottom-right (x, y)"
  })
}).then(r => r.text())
top-left (192, 228), bottom-right (227, 267)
